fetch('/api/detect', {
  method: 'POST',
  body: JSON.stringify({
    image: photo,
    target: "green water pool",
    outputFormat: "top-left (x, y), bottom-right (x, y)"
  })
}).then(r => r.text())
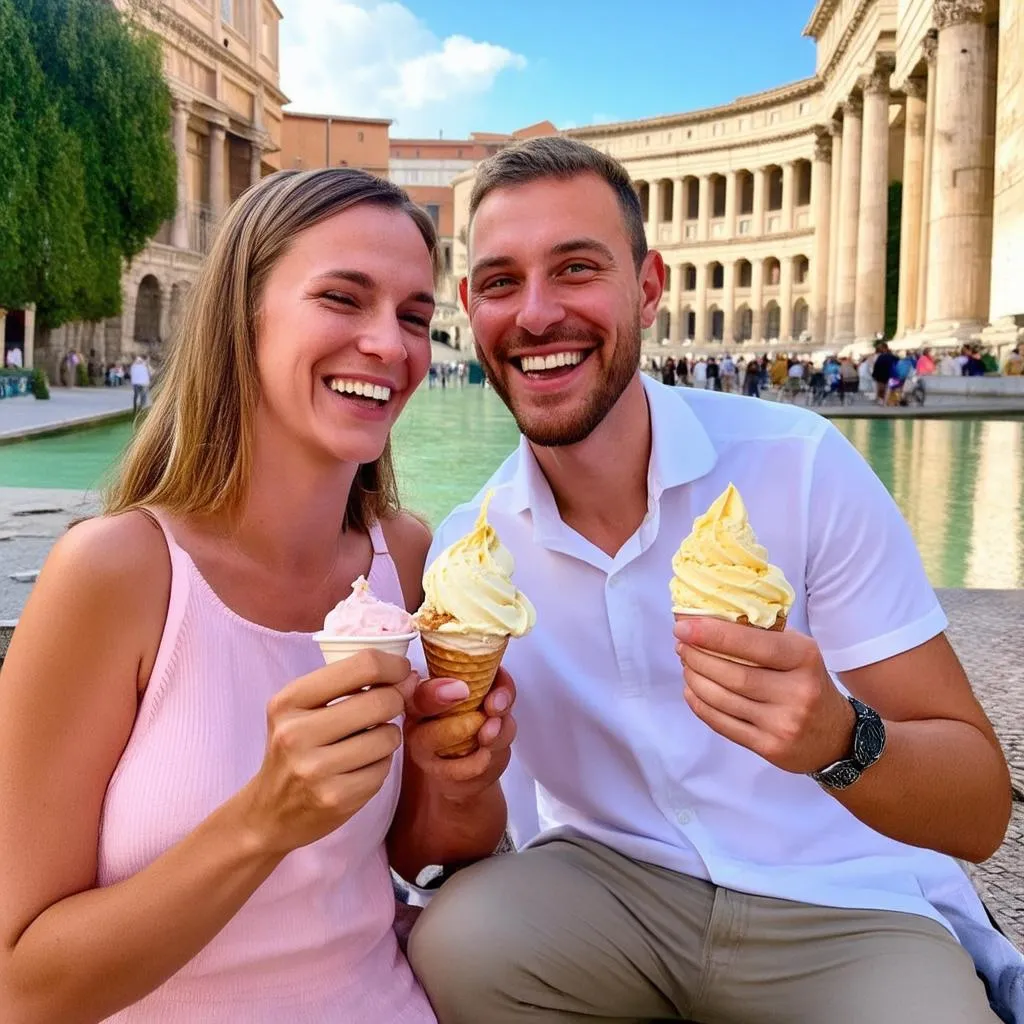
top-left (1, 387), bottom-right (1021, 589)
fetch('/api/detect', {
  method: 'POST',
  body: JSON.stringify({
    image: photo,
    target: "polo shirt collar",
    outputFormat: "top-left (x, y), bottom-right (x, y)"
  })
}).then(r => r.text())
top-left (504, 372), bottom-right (718, 525)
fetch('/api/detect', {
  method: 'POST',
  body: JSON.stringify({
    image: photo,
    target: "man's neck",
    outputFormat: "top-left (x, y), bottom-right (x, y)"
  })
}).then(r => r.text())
top-left (530, 374), bottom-right (652, 558)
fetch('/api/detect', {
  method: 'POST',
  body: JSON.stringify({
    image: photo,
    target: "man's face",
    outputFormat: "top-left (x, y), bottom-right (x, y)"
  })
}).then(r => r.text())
top-left (461, 173), bottom-right (662, 447)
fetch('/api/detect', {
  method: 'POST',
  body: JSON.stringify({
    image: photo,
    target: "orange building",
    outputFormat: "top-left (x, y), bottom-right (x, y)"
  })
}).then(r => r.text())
top-left (280, 112), bottom-right (391, 177)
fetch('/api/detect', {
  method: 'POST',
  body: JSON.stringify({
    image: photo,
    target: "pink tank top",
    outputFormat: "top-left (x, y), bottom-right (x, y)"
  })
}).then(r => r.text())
top-left (96, 513), bottom-right (436, 1024)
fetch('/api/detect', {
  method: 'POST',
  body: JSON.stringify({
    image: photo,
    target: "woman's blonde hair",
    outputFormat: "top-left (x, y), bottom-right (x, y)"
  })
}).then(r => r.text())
top-left (106, 168), bottom-right (441, 532)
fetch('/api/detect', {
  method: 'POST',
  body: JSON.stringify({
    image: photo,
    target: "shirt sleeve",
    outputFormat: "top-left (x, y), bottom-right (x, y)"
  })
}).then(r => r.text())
top-left (804, 424), bottom-right (948, 672)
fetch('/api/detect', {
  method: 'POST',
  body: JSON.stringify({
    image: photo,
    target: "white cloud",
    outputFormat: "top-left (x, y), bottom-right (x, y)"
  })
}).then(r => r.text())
top-left (278, 1), bottom-right (526, 136)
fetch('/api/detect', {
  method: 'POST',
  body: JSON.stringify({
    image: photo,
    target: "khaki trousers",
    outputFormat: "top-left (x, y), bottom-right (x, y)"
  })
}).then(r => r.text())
top-left (408, 833), bottom-right (999, 1024)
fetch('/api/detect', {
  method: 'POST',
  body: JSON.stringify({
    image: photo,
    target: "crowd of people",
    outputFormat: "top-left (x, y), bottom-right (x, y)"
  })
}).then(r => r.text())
top-left (645, 339), bottom-right (1024, 407)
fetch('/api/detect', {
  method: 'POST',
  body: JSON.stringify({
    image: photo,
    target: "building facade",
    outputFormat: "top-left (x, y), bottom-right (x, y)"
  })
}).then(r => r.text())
top-left (41, 0), bottom-right (287, 378)
top-left (280, 112), bottom-right (392, 177)
top-left (447, 0), bottom-right (1022, 359)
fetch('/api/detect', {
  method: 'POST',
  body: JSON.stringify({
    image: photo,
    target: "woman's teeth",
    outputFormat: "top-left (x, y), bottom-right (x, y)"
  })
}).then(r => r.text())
top-left (327, 378), bottom-right (392, 402)
top-left (519, 351), bottom-right (584, 372)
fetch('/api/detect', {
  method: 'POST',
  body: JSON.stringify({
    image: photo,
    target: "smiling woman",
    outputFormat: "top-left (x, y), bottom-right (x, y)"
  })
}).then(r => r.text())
top-left (0, 168), bottom-right (515, 1024)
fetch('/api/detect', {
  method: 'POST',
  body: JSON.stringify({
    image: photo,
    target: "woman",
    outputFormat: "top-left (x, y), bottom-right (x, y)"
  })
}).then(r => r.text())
top-left (0, 169), bottom-right (514, 1023)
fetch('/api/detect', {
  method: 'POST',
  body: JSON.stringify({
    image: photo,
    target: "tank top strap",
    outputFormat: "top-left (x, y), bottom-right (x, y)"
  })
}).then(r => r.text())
top-left (365, 519), bottom-right (407, 610)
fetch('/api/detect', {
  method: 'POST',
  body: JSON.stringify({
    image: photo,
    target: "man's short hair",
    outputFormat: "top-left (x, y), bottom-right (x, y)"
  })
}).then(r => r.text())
top-left (468, 136), bottom-right (648, 271)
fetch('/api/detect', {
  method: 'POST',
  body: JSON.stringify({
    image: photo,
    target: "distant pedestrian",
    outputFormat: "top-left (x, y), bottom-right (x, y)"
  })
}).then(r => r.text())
top-left (5, 346), bottom-right (23, 369)
top-left (130, 355), bottom-right (151, 413)
top-left (1004, 344), bottom-right (1023, 376)
top-left (661, 357), bottom-right (677, 387)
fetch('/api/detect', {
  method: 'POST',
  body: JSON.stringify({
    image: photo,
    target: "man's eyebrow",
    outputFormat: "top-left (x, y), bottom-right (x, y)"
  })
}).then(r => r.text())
top-left (310, 269), bottom-right (434, 306)
top-left (549, 238), bottom-right (616, 263)
top-left (470, 238), bottom-right (616, 281)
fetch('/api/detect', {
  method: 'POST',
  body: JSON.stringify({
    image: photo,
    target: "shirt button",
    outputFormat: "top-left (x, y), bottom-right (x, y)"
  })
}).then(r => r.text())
top-left (676, 809), bottom-right (693, 825)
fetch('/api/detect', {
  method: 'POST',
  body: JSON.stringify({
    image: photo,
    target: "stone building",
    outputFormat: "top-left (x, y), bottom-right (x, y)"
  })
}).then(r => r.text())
top-left (40, 0), bottom-right (287, 379)
top-left (280, 112), bottom-right (392, 177)
top-left (448, 0), bottom-right (1022, 359)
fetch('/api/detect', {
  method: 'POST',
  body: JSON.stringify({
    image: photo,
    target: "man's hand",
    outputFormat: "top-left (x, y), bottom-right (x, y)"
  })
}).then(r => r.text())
top-left (402, 668), bottom-right (517, 800)
top-left (673, 617), bottom-right (855, 775)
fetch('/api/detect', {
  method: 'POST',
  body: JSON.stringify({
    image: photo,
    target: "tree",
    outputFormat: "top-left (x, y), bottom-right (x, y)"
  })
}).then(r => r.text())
top-left (0, 0), bottom-right (177, 328)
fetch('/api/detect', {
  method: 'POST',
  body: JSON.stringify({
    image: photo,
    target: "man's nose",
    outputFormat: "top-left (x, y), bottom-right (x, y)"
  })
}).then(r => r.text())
top-left (514, 278), bottom-right (565, 337)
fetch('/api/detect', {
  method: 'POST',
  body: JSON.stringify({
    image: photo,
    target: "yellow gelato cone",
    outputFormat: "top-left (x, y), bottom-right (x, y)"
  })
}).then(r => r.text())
top-left (675, 611), bottom-right (786, 666)
top-left (421, 632), bottom-right (509, 757)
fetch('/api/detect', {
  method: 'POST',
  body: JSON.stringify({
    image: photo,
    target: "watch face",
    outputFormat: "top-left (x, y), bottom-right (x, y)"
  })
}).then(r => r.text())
top-left (823, 762), bottom-right (862, 789)
top-left (853, 707), bottom-right (886, 765)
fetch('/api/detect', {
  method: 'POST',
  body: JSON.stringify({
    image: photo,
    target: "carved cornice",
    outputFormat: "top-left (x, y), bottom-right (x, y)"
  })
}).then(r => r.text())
top-left (804, 0), bottom-right (840, 39)
top-left (813, 127), bottom-right (833, 163)
top-left (934, 0), bottom-right (986, 30)
top-left (566, 78), bottom-right (820, 140)
top-left (815, 0), bottom-right (876, 85)
top-left (843, 94), bottom-right (864, 118)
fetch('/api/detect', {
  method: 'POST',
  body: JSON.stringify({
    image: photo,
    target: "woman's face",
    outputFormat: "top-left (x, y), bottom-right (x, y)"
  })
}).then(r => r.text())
top-left (256, 203), bottom-right (435, 467)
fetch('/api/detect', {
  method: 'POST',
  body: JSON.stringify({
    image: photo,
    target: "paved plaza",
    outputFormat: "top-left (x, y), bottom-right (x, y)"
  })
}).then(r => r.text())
top-left (0, 485), bottom-right (1020, 947)
top-left (0, 387), bottom-right (135, 441)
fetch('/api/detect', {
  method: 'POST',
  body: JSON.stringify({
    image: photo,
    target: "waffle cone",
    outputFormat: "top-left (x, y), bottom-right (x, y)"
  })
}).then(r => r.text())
top-left (675, 611), bottom-right (787, 665)
top-left (420, 632), bottom-right (509, 758)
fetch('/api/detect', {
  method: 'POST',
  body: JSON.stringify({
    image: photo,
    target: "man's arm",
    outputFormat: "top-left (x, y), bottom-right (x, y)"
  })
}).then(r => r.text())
top-left (674, 423), bottom-right (1012, 862)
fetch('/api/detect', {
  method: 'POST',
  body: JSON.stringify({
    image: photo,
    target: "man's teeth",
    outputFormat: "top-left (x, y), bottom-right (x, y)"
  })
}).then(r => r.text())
top-left (520, 351), bottom-right (584, 372)
top-left (327, 378), bottom-right (392, 401)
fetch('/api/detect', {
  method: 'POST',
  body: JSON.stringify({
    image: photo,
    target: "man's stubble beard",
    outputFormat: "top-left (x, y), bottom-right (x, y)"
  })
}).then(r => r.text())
top-left (474, 309), bottom-right (641, 448)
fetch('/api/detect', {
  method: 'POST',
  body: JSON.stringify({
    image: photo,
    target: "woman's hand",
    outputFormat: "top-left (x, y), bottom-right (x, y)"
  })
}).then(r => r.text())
top-left (237, 649), bottom-right (417, 856)
top-left (402, 669), bottom-right (517, 800)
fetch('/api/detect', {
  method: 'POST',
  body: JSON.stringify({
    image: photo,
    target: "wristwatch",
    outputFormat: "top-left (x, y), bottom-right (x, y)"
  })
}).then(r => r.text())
top-left (809, 696), bottom-right (887, 790)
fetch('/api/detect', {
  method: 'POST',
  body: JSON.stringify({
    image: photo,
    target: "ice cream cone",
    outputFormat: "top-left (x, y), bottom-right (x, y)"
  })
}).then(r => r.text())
top-left (420, 632), bottom-right (509, 757)
top-left (675, 611), bottom-right (786, 666)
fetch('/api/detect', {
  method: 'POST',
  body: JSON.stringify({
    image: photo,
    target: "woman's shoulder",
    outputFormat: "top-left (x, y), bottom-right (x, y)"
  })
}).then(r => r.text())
top-left (378, 511), bottom-right (433, 612)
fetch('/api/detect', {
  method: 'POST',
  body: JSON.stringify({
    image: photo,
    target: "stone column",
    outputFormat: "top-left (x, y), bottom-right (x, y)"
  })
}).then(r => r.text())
top-left (649, 181), bottom-right (663, 241)
top-left (698, 176), bottom-right (711, 240)
top-left (811, 128), bottom-right (833, 343)
top-left (782, 162), bottom-right (795, 232)
top-left (250, 141), bottom-right (263, 185)
top-left (924, 0), bottom-right (994, 333)
top-left (855, 57), bottom-right (894, 342)
top-left (780, 257), bottom-right (794, 340)
top-left (723, 259), bottom-right (736, 345)
top-left (672, 178), bottom-right (684, 243)
top-left (983, 0), bottom-right (1023, 346)
top-left (695, 262), bottom-right (709, 344)
top-left (171, 98), bottom-right (190, 249)
top-left (834, 95), bottom-right (863, 340)
top-left (209, 122), bottom-right (227, 222)
top-left (915, 37), bottom-right (938, 330)
top-left (825, 117), bottom-right (843, 341)
top-left (724, 170), bottom-right (737, 238)
top-left (752, 167), bottom-right (766, 236)
top-left (751, 258), bottom-right (765, 343)
top-left (669, 264), bottom-right (682, 344)
top-left (897, 77), bottom-right (928, 335)
top-left (23, 305), bottom-right (35, 370)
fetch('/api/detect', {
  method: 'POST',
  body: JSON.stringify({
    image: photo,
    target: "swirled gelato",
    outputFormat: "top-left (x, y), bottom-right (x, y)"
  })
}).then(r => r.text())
top-left (322, 575), bottom-right (416, 636)
top-left (415, 491), bottom-right (535, 638)
top-left (416, 491), bottom-right (535, 757)
top-left (670, 483), bottom-right (794, 630)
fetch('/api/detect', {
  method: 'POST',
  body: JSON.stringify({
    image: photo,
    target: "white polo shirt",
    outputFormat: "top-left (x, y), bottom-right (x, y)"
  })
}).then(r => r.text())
top-left (426, 374), bottom-right (1009, 948)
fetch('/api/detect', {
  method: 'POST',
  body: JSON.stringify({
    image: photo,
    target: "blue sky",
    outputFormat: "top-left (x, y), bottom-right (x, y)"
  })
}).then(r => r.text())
top-left (279, 0), bottom-right (818, 139)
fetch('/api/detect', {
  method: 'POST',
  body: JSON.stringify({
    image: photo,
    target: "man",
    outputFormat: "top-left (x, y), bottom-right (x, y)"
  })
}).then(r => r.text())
top-left (917, 347), bottom-right (936, 376)
top-left (409, 137), bottom-right (1020, 1023)
top-left (130, 354), bottom-right (151, 413)
top-left (871, 342), bottom-right (896, 402)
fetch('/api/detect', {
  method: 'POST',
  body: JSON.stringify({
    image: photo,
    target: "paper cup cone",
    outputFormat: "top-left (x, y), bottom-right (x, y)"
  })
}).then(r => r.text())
top-left (420, 631), bottom-right (509, 758)
top-left (313, 631), bottom-right (418, 665)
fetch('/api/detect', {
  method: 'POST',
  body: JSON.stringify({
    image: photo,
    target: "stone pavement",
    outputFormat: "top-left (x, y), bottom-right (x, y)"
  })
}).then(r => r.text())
top-left (0, 489), bottom-right (1020, 946)
top-left (0, 387), bottom-right (135, 441)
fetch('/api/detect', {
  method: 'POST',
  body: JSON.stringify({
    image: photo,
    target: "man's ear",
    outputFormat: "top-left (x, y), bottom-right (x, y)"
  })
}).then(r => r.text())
top-left (638, 250), bottom-right (666, 330)
top-left (458, 277), bottom-right (469, 313)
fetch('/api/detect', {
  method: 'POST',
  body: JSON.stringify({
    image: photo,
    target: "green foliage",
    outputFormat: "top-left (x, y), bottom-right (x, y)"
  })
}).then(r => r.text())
top-left (30, 368), bottom-right (50, 400)
top-left (0, 0), bottom-right (177, 328)
top-left (884, 181), bottom-right (903, 341)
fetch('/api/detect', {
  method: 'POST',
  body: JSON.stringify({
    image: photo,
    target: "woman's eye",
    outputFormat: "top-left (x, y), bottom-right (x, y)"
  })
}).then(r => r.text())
top-left (323, 292), bottom-right (356, 306)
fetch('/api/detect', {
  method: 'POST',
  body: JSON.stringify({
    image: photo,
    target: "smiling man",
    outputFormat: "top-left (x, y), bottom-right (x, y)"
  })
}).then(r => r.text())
top-left (408, 137), bottom-right (1021, 1024)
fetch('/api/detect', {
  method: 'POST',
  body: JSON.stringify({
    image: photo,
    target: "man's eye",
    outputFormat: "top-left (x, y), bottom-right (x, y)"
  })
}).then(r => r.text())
top-left (483, 277), bottom-right (514, 291)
